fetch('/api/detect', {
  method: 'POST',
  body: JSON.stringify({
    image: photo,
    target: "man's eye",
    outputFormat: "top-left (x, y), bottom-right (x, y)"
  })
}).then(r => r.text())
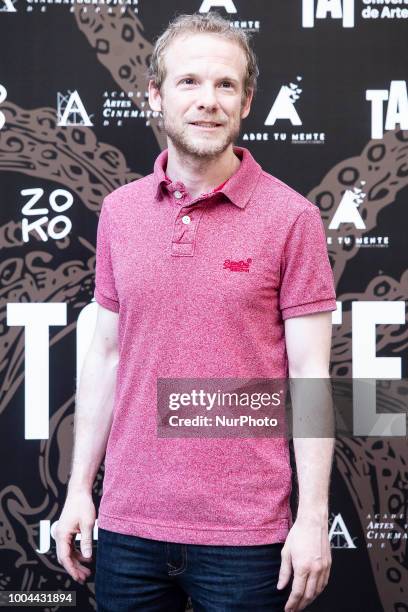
top-left (220, 81), bottom-right (232, 88)
top-left (181, 78), bottom-right (194, 85)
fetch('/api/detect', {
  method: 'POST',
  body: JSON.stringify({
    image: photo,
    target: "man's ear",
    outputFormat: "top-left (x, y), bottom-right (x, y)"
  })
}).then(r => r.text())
top-left (148, 79), bottom-right (162, 112)
top-left (241, 88), bottom-right (254, 120)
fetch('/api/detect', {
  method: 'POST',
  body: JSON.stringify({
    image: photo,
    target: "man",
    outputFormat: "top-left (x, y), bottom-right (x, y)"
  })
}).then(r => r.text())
top-left (56, 12), bottom-right (336, 612)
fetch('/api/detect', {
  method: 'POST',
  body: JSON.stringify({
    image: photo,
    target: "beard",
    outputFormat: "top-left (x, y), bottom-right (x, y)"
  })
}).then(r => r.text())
top-left (161, 107), bottom-right (242, 161)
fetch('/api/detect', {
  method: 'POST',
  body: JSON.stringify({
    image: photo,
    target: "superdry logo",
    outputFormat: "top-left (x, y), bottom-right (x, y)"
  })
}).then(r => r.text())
top-left (223, 258), bottom-right (252, 272)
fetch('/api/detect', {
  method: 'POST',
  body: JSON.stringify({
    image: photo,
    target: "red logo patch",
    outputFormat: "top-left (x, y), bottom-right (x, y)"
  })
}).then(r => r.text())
top-left (223, 258), bottom-right (252, 272)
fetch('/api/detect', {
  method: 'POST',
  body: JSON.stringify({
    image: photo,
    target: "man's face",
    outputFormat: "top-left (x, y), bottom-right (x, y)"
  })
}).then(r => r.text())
top-left (148, 33), bottom-right (253, 160)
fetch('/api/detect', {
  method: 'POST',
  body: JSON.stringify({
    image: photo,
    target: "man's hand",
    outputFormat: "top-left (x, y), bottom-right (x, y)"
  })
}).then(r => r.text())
top-left (55, 490), bottom-right (96, 585)
top-left (277, 515), bottom-right (332, 612)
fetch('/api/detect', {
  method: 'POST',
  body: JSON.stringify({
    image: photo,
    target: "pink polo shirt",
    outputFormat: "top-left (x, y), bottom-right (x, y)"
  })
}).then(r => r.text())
top-left (94, 146), bottom-right (337, 545)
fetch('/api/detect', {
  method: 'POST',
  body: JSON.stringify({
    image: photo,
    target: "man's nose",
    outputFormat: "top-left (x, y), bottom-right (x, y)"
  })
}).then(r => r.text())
top-left (196, 84), bottom-right (219, 110)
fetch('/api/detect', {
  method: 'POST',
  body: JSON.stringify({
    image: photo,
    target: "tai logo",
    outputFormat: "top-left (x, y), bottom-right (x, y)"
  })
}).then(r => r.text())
top-left (223, 258), bottom-right (252, 272)
top-left (302, 0), bottom-right (355, 28)
top-left (366, 80), bottom-right (408, 139)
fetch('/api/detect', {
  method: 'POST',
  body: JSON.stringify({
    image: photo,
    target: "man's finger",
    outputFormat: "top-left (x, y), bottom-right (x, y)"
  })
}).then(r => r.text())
top-left (277, 548), bottom-right (292, 590)
top-left (296, 573), bottom-right (318, 610)
top-left (284, 570), bottom-right (308, 612)
top-left (80, 526), bottom-right (93, 559)
top-left (319, 560), bottom-right (331, 593)
top-left (316, 536), bottom-right (331, 594)
top-left (58, 536), bottom-right (79, 580)
top-left (71, 547), bottom-right (93, 575)
top-left (58, 533), bottom-right (91, 582)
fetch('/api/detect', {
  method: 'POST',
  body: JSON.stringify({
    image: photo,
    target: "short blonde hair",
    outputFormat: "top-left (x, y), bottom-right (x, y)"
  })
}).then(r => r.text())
top-left (147, 12), bottom-right (259, 101)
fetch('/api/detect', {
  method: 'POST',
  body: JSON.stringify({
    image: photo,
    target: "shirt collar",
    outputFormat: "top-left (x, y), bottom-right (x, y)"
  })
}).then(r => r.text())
top-left (152, 145), bottom-right (262, 209)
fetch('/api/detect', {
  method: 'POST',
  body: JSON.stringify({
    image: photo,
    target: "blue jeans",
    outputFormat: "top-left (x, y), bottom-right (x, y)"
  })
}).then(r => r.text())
top-left (95, 527), bottom-right (292, 611)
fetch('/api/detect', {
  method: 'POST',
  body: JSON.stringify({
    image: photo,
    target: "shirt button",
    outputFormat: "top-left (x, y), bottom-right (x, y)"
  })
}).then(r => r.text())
top-left (182, 215), bottom-right (191, 224)
top-left (174, 190), bottom-right (183, 199)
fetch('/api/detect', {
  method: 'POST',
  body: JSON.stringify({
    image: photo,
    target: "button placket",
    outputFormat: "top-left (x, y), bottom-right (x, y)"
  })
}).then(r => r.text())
top-left (171, 205), bottom-right (205, 257)
top-left (169, 189), bottom-right (220, 256)
top-left (175, 210), bottom-right (195, 237)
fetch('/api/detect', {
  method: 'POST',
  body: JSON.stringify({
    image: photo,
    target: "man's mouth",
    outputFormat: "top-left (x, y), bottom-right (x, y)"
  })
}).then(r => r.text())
top-left (190, 121), bottom-right (222, 128)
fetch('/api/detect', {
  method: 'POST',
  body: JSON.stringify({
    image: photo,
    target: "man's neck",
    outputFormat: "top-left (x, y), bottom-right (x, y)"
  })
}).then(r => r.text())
top-left (165, 141), bottom-right (241, 199)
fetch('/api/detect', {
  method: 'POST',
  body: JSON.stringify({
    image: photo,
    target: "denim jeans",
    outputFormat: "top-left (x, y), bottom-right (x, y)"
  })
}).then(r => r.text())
top-left (95, 527), bottom-right (292, 611)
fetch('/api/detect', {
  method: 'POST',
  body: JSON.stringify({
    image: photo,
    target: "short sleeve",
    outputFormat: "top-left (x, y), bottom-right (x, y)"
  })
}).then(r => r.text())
top-left (279, 206), bottom-right (337, 320)
top-left (94, 198), bottom-right (120, 313)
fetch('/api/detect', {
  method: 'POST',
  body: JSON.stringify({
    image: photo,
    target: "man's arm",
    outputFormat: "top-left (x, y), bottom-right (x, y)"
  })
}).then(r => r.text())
top-left (55, 304), bottom-right (119, 584)
top-left (277, 310), bottom-right (334, 612)
top-left (68, 304), bottom-right (119, 493)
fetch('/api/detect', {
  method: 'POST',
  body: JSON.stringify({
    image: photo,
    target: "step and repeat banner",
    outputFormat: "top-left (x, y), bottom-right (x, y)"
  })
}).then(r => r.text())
top-left (1, 1), bottom-right (407, 611)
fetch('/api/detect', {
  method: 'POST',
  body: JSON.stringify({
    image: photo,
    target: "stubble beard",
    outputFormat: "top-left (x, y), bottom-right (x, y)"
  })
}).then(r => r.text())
top-left (161, 108), bottom-right (242, 161)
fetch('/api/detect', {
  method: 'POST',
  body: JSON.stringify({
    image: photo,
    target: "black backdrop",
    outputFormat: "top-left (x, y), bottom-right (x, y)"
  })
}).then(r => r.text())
top-left (1, 1), bottom-right (407, 611)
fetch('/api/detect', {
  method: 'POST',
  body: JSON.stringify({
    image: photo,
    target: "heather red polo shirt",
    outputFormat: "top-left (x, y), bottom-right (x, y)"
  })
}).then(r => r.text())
top-left (94, 146), bottom-right (337, 545)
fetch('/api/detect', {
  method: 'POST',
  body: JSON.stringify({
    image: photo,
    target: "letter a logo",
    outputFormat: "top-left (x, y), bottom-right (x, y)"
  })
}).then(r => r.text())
top-left (329, 187), bottom-right (366, 230)
top-left (57, 90), bottom-right (93, 127)
top-left (329, 514), bottom-right (357, 549)
top-left (199, 0), bottom-right (237, 13)
top-left (265, 84), bottom-right (302, 126)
